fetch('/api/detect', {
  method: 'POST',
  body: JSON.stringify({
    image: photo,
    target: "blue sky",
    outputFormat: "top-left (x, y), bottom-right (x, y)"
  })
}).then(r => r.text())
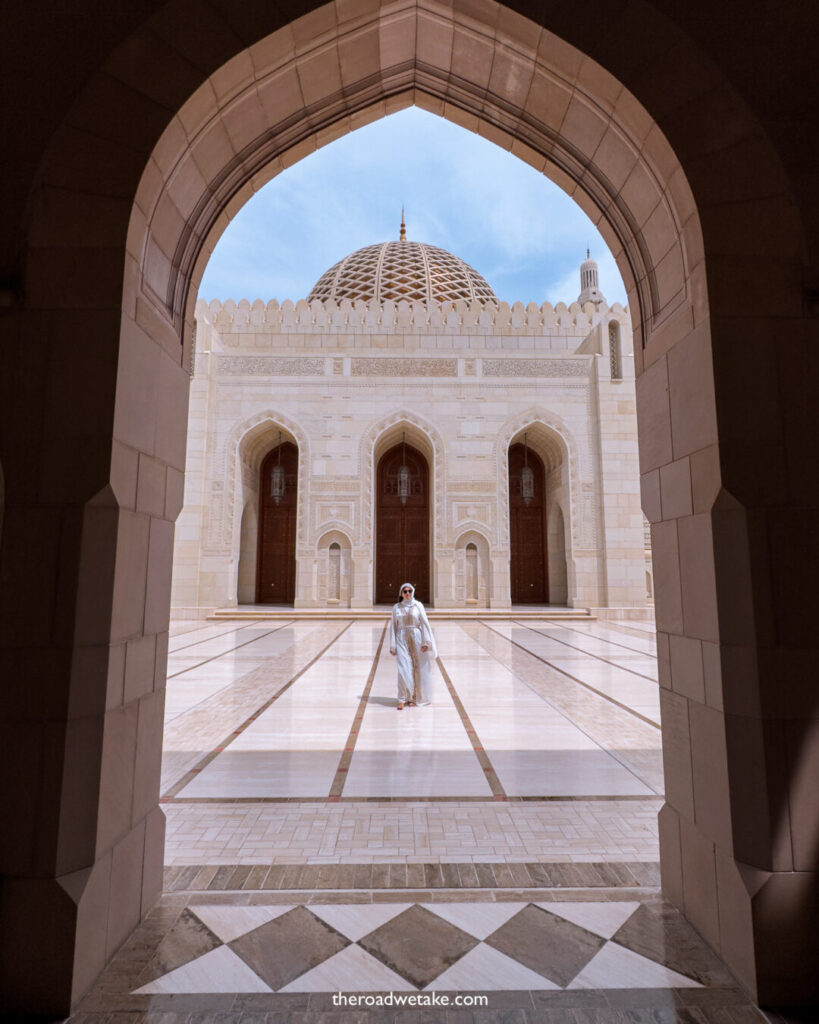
top-left (199, 107), bottom-right (626, 307)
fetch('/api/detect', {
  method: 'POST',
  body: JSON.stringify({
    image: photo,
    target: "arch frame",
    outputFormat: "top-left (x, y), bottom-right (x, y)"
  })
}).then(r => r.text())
top-left (115, 0), bottom-right (706, 373)
top-left (3, 0), bottom-right (816, 1011)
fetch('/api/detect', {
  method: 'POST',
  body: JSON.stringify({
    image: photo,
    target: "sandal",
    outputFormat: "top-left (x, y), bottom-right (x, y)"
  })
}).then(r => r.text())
top-left (407, 701), bottom-right (417, 707)
top-left (396, 701), bottom-right (404, 711)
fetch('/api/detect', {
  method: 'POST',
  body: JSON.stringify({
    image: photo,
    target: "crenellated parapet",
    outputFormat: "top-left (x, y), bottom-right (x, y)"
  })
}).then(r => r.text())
top-left (195, 296), bottom-right (629, 336)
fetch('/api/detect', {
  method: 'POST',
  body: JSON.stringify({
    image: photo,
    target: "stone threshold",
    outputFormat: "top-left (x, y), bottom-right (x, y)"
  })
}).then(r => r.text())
top-left (163, 860), bottom-right (661, 892)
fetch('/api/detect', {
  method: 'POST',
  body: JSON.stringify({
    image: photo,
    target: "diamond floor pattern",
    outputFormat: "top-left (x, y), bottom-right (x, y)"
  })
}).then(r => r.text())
top-left (134, 901), bottom-right (706, 995)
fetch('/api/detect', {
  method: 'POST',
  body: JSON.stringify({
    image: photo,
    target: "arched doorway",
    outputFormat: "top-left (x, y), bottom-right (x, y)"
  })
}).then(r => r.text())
top-left (6, 0), bottom-right (816, 1010)
top-left (375, 441), bottom-right (430, 604)
top-left (257, 441), bottom-right (298, 604)
top-left (508, 442), bottom-right (548, 604)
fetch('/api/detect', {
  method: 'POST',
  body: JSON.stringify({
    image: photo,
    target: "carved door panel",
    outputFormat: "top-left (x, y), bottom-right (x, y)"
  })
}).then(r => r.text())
top-left (376, 443), bottom-right (430, 604)
top-left (257, 441), bottom-right (298, 604)
top-left (509, 443), bottom-right (548, 604)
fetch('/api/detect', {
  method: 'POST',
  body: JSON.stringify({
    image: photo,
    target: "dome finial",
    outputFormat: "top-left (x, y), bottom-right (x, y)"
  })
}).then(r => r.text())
top-left (400, 207), bottom-right (406, 242)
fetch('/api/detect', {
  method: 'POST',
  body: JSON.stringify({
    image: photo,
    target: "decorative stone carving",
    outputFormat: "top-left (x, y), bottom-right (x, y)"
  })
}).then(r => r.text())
top-left (215, 356), bottom-right (324, 375)
top-left (482, 359), bottom-right (589, 377)
top-left (351, 358), bottom-right (458, 377)
top-left (315, 501), bottom-right (355, 532)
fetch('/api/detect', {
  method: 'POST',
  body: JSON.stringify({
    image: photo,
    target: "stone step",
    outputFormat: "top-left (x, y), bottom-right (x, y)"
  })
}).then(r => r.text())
top-left (208, 606), bottom-right (596, 622)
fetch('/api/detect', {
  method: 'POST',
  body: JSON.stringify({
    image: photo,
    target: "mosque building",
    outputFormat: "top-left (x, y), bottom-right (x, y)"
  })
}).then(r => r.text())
top-left (171, 221), bottom-right (650, 614)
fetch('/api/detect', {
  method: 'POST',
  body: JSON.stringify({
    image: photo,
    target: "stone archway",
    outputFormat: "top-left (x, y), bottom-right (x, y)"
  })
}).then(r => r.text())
top-left (2, 0), bottom-right (816, 1013)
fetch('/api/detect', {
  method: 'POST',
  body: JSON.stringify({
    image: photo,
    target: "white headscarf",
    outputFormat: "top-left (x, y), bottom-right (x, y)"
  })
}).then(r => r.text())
top-left (397, 582), bottom-right (415, 605)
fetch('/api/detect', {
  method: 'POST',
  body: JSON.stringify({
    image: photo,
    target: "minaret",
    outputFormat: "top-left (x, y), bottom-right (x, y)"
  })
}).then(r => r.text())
top-left (578, 248), bottom-right (606, 306)
top-left (400, 207), bottom-right (406, 242)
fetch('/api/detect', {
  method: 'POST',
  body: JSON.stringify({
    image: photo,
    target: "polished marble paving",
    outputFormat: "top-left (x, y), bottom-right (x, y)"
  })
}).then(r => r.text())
top-left (59, 615), bottom-right (770, 1019)
top-left (163, 616), bottom-right (662, 806)
top-left (160, 614), bottom-right (665, 867)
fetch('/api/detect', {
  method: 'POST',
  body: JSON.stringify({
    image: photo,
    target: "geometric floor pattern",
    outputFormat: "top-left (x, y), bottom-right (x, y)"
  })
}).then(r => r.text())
top-left (67, 885), bottom-right (769, 1022)
top-left (134, 901), bottom-right (704, 994)
top-left (63, 616), bottom-right (772, 1022)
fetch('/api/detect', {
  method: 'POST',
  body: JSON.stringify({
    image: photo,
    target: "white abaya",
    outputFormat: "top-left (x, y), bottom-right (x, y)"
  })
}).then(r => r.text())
top-left (389, 583), bottom-right (437, 705)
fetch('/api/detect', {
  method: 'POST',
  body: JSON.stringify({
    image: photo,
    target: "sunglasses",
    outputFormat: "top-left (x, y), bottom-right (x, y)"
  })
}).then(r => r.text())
top-left (401, 589), bottom-right (412, 594)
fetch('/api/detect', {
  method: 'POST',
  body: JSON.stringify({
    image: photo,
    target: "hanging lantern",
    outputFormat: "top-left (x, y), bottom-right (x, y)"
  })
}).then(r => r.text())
top-left (271, 432), bottom-right (286, 504)
top-left (397, 432), bottom-right (411, 506)
top-left (520, 433), bottom-right (534, 506)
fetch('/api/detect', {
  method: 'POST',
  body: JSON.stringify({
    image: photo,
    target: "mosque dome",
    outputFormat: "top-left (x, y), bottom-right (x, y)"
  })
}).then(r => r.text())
top-left (306, 216), bottom-right (497, 305)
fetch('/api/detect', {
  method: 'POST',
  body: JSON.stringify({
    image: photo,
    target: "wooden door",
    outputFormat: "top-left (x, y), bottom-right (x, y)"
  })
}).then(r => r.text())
top-left (257, 441), bottom-right (298, 604)
top-left (509, 443), bottom-right (548, 604)
top-left (375, 443), bottom-right (430, 604)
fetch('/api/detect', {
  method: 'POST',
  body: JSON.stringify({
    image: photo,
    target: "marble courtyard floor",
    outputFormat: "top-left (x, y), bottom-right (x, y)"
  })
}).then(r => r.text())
top-left (67, 616), bottom-right (769, 1022)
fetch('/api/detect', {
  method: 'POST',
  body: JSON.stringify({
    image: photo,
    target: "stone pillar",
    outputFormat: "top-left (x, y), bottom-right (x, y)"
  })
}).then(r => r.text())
top-left (350, 547), bottom-right (373, 607)
top-left (170, 344), bottom-right (210, 616)
top-left (642, 313), bottom-right (819, 1005)
top-left (293, 546), bottom-right (315, 607)
top-left (491, 553), bottom-right (512, 607)
top-left (592, 353), bottom-right (646, 608)
top-left (435, 549), bottom-right (455, 607)
top-left (0, 301), bottom-right (189, 1014)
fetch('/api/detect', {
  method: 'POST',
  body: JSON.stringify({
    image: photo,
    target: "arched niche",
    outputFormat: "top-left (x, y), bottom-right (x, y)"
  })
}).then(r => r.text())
top-left (316, 530), bottom-right (352, 607)
top-left (454, 530), bottom-right (491, 607)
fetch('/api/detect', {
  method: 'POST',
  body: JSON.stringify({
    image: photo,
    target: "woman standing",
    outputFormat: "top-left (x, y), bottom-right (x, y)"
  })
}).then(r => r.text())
top-left (389, 582), bottom-right (437, 710)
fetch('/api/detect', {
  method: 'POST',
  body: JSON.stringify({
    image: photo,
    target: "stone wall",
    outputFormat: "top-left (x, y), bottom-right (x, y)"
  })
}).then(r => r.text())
top-left (171, 299), bottom-right (645, 613)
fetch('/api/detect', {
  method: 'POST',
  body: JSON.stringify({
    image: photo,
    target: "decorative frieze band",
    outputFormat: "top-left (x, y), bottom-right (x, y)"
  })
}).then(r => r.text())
top-left (215, 356), bottom-right (324, 375)
top-left (213, 354), bottom-right (590, 379)
top-left (482, 358), bottom-right (589, 378)
top-left (351, 358), bottom-right (458, 377)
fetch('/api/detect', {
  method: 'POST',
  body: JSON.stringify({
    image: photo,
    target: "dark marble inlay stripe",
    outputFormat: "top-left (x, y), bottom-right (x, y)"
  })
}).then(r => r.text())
top-left (515, 619), bottom-right (658, 682)
top-left (478, 618), bottom-right (660, 730)
top-left (435, 654), bottom-right (508, 799)
top-left (327, 623), bottom-right (387, 799)
top-left (167, 620), bottom-right (288, 674)
top-left (162, 620), bottom-right (354, 799)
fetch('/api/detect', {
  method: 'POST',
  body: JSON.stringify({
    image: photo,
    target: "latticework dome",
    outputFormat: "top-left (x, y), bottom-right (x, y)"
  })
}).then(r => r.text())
top-left (307, 237), bottom-right (497, 305)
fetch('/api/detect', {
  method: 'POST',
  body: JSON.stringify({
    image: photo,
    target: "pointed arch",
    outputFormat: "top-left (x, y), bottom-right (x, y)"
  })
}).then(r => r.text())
top-left (222, 409), bottom-right (310, 555)
top-left (495, 409), bottom-right (581, 554)
top-left (360, 409), bottom-right (446, 551)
